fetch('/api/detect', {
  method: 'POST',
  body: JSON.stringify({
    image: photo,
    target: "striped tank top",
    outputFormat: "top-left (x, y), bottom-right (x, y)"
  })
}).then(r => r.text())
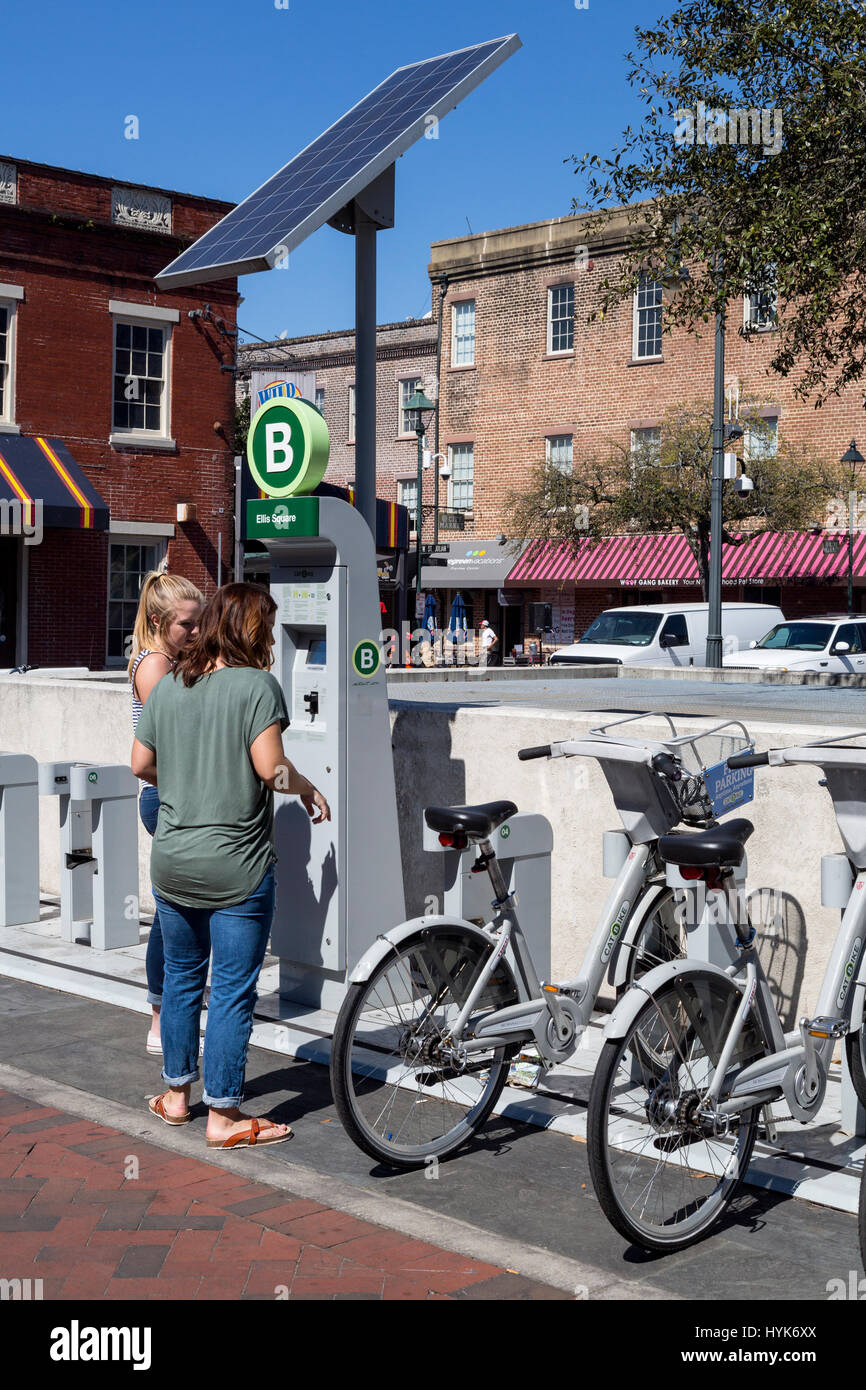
top-left (131, 649), bottom-right (175, 733)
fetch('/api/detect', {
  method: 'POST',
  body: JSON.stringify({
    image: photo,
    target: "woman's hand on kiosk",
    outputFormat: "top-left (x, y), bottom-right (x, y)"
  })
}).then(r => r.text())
top-left (301, 788), bottom-right (331, 824)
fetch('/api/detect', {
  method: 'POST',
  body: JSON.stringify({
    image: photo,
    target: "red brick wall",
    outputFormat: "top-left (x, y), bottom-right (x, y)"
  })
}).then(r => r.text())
top-left (0, 158), bottom-right (239, 665)
top-left (27, 530), bottom-right (108, 666)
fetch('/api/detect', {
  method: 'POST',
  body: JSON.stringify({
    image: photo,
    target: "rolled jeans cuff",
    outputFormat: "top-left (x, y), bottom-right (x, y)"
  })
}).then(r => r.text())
top-left (146, 990), bottom-right (163, 1006)
top-left (161, 1066), bottom-right (199, 1087)
top-left (202, 1090), bottom-right (243, 1109)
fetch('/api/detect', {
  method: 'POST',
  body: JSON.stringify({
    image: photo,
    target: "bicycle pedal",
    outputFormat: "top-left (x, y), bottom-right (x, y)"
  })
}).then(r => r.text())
top-left (805, 1016), bottom-right (848, 1040)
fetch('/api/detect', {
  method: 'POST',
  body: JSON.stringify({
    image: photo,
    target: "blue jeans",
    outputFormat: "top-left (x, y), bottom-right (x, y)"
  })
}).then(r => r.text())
top-left (139, 786), bottom-right (164, 1006)
top-left (152, 868), bottom-right (275, 1108)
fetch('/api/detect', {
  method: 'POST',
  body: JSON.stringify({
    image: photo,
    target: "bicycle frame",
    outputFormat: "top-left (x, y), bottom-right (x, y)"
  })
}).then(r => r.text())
top-left (409, 717), bottom-right (754, 1069)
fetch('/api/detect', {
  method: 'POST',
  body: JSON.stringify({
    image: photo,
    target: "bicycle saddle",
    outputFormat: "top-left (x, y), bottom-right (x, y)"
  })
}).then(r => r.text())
top-left (658, 817), bottom-right (754, 868)
top-left (424, 801), bottom-right (518, 840)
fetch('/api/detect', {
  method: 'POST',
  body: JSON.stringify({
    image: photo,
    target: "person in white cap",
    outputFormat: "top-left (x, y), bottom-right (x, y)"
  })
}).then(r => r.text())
top-left (479, 619), bottom-right (499, 666)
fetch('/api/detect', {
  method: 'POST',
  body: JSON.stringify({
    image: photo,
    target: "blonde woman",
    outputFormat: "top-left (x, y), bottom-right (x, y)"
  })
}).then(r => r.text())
top-left (129, 571), bottom-right (203, 1056)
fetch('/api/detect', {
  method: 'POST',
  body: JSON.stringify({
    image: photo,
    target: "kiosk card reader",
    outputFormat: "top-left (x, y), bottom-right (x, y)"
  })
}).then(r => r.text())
top-left (250, 494), bottom-right (405, 1009)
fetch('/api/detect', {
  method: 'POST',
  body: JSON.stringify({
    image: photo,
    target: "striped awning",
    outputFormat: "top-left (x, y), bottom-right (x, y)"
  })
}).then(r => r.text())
top-left (0, 435), bottom-right (108, 531)
top-left (505, 531), bottom-right (866, 587)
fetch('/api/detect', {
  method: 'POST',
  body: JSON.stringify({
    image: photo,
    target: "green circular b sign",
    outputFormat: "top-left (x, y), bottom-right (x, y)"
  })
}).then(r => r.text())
top-left (353, 640), bottom-right (381, 678)
top-left (247, 397), bottom-right (330, 498)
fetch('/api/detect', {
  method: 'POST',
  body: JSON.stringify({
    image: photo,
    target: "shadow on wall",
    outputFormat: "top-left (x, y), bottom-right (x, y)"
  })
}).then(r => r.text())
top-left (391, 706), bottom-right (466, 919)
top-left (273, 797), bottom-right (338, 965)
top-left (749, 887), bottom-right (808, 1032)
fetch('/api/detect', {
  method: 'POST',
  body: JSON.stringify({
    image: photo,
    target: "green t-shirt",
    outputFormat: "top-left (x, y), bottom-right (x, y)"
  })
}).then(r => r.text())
top-left (134, 666), bottom-right (290, 909)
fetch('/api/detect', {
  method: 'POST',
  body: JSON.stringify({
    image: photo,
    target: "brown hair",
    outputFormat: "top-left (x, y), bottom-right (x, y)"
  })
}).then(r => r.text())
top-left (176, 583), bottom-right (277, 686)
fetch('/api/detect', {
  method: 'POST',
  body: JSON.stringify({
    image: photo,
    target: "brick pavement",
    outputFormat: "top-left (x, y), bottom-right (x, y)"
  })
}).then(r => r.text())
top-left (0, 1088), bottom-right (569, 1301)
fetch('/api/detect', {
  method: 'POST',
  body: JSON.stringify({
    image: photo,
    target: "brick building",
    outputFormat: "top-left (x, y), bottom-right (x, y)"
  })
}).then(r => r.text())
top-left (0, 155), bottom-right (238, 669)
top-left (237, 318), bottom-right (439, 508)
top-left (426, 211), bottom-right (866, 654)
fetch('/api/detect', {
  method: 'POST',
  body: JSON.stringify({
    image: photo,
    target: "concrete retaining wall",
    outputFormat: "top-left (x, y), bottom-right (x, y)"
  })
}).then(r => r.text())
top-left (0, 674), bottom-right (852, 1013)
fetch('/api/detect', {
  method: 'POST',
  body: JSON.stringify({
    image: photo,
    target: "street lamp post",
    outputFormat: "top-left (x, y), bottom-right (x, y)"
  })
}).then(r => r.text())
top-left (842, 440), bottom-right (866, 618)
top-left (406, 388), bottom-right (437, 620)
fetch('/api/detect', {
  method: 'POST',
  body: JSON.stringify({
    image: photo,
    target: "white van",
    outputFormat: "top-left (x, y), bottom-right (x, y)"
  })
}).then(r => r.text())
top-left (549, 602), bottom-right (784, 668)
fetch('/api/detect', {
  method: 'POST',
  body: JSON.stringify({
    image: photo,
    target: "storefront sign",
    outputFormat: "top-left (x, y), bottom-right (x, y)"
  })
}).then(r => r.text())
top-left (249, 370), bottom-right (317, 410)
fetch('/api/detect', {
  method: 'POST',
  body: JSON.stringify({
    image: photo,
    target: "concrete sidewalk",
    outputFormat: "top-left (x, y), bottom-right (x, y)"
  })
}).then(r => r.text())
top-left (0, 977), bottom-right (861, 1302)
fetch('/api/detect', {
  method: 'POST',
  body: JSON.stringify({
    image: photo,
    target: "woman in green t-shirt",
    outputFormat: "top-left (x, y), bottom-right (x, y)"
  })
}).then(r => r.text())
top-left (132, 583), bottom-right (330, 1149)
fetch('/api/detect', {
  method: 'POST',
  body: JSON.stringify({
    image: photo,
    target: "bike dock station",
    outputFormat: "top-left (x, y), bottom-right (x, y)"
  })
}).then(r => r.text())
top-left (37, 760), bottom-right (140, 951)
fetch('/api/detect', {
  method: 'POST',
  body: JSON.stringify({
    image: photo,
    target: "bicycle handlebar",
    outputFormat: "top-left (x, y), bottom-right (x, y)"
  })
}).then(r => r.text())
top-left (651, 752), bottom-right (682, 782)
top-left (518, 744), bottom-right (552, 761)
top-left (727, 751), bottom-right (769, 769)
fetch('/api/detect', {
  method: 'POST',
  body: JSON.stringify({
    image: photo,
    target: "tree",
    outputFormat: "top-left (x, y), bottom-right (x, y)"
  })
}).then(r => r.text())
top-left (570, 0), bottom-right (866, 404)
top-left (234, 393), bottom-right (250, 454)
top-left (504, 399), bottom-right (836, 597)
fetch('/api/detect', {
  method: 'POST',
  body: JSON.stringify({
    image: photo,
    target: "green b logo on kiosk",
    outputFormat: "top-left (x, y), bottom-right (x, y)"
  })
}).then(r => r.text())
top-left (247, 396), bottom-right (330, 498)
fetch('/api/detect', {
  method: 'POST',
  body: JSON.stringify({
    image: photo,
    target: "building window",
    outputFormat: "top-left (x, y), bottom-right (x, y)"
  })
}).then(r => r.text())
top-left (399, 377), bottom-right (423, 436)
top-left (744, 417), bottom-right (778, 463)
top-left (547, 284), bottom-right (574, 354)
top-left (630, 427), bottom-right (662, 462)
top-left (112, 320), bottom-right (169, 436)
top-left (0, 301), bottom-right (16, 424)
top-left (449, 443), bottom-right (474, 512)
top-left (452, 300), bottom-right (476, 366)
top-left (107, 540), bottom-right (165, 663)
top-left (633, 275), bottom-right (663, 359)
top-left (744, 272), bottom-right (777, 331)
top-left (398, 478), bottom-right (418, 526)
top-left (546, 434), bottom-right (573, 473)
top-left (315, 387), bottom-right (325, 412)
top-left (348, 384), bottom-right (355, 442)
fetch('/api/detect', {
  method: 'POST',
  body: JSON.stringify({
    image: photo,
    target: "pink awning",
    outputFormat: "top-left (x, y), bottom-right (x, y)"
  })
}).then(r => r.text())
top-left (504, 531), bottom-right (866, 587)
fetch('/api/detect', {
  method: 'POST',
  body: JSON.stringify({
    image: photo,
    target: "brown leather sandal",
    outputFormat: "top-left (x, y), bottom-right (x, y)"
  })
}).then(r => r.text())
top-left (148, 1092), bottom-right (192, 1126)
top-left (206, 1117), bottom-right (292, 1148)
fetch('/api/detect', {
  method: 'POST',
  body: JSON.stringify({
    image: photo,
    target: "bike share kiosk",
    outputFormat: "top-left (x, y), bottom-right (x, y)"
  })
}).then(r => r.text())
top-left (245, 392), bottom-right (405, 1010)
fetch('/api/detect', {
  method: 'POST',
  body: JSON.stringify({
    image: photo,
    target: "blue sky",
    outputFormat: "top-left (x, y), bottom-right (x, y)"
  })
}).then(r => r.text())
top-left (4, 0), bottom-right (656, 341)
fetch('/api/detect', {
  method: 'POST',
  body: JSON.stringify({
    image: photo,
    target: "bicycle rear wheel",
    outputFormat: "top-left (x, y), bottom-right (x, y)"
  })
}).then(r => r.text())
top-left (588, 970), bottom-right (768, 1252)
top-left (620, 887), bottom-right (687, 992)
top-left (331, 928), bottom-right (519, 1169)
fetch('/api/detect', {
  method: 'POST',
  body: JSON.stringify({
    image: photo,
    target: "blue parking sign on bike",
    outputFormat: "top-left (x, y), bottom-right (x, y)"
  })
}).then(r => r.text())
top-left (705, 756), bottom-right (755, 817)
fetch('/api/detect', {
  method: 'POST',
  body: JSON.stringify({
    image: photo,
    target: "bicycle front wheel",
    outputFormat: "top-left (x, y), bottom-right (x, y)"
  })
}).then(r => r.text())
top-left (588, 970), bottom-right (768, 1253)
top-left (845, 1025), bottom-right (866, 1109)
top-left (331, 928), bottom-right (520, 1169)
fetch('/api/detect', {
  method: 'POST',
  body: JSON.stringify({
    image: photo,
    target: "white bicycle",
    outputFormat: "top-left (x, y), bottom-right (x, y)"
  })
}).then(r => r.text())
top-left (331, 715), bottom-right (755, 1169)
top-left (588, 732), bottom-right (866, 1253)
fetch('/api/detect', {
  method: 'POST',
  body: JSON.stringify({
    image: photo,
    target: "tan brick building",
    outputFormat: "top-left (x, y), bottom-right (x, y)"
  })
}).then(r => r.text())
top-left (237, 319), bottom-right (439, 513)
top-left (427, 211), bottom-right (866, 654)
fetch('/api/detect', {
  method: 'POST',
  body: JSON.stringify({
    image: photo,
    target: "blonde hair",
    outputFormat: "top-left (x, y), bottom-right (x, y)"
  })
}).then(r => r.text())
top-left (127, 571), bottom-right (204, 677)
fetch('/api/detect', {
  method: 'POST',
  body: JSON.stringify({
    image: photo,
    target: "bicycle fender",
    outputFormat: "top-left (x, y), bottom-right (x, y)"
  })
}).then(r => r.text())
top-left (348, 916), bottom-right (494, 984)
top-left (609, 882), bottom-right (670, 992)
top-left (602, 959), bottom-right (734, 1042)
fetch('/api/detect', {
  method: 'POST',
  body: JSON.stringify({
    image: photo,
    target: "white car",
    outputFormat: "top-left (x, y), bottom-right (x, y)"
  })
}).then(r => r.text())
top-left (721, 616), bottom-right (866, 673)
top-left (549, 602), bottom-right (783, 668)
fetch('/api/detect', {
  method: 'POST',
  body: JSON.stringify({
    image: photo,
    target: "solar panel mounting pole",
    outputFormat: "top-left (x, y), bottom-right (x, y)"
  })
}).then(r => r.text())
top-left (327, 164), bottom-right (395, 538)
top-left (354, 209), bottom-right (378, 537)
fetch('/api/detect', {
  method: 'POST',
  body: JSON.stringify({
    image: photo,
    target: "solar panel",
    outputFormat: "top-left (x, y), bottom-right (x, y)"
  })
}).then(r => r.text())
top-left (155, 34), bottom-right (521, 290)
